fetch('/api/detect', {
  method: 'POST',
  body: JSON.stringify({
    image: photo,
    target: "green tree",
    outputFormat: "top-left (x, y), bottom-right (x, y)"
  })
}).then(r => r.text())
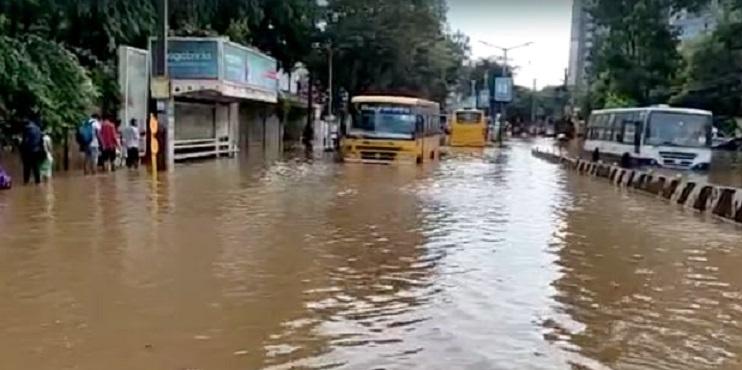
top-left (0, 34), bottom-right (97, 144)
top-left (588, 0), bottom-right (683, 107)
top-left (315, 0), bottom-right (468, 105)
top-left (671, 2), bottom-right (742, 132)
top-left (169, 0), bottom-right (318, 70)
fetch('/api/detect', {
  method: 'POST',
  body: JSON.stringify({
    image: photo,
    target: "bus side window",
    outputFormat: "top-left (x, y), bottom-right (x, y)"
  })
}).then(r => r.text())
top-left (623, 113), bottom-right (636, 145)
top-left (600, 114), bottom-right (609, 140)
top-left (589, 115), bottom-right (598, 140)
top-left (616, 113), bottom-right (628, 143)
top-left (608, 114), bottom-right (618, 141)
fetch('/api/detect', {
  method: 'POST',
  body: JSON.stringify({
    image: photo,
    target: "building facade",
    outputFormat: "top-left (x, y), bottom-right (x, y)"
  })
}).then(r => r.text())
top-left (567, 0), bottom-right (721, 92)
top-left (567, 0), bottom-right (594, 91)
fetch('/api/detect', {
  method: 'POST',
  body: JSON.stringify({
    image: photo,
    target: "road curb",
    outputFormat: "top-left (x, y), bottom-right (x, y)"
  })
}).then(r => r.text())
top-left (532, 148), bottom-right (742, 225)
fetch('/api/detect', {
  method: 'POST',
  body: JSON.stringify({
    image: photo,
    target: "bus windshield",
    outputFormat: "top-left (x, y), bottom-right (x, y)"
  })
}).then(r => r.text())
top-left (352, 105), bottom-right (416, 138)
top-left (646, 112), bottom-right (710, 148)
top-left (455, 111), bottom-right (482, 124)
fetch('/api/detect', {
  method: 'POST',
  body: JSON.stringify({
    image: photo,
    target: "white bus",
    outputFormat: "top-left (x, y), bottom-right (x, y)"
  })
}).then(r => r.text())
top-left (585, 107), bottom-right (712, 170)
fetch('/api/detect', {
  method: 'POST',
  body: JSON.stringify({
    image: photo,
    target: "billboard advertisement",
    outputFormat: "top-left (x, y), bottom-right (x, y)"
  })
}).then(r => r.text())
top-left (150, 39), bottom-right (219, 79)
top-left (150, 38), bottom-right (278, 100)
top-left (223, 43), bottom-right (249, 84)
top-left (224, 42), bottom-right (278, 92)
top-left (247, 52), bottom-right (278, 92)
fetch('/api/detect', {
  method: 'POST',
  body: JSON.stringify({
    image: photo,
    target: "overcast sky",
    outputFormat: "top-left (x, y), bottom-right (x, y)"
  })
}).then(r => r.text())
top-left (447, 0), bottom-right (573, 89)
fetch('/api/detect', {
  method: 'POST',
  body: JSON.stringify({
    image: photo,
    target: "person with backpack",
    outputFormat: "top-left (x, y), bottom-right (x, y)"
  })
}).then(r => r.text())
top-left (77, 114), bottom-right (101, 175)
top-left (20, 118), bottom-right (44, 184)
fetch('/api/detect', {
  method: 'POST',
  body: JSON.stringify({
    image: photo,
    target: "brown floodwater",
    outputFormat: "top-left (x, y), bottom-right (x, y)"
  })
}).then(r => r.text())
top-left (0, 142), bottom-right (741, 370)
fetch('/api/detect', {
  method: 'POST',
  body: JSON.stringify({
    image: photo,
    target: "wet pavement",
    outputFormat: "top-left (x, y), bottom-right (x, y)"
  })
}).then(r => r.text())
top-left (0, 141), bottom-right (741, 369)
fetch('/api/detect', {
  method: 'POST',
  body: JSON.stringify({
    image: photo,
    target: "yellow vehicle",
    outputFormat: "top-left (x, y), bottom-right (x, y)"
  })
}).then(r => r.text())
top-left (449, 109), bottom-right (487, 147)
top-left (341, 96), bottom-right (442, 164)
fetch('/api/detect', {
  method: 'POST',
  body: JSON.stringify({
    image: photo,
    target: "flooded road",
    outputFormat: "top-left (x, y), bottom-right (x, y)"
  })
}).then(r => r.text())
top-left (1, 142), bottom-right (741, 369)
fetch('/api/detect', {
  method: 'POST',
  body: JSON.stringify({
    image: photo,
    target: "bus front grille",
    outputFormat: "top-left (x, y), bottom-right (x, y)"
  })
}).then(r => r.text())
top-left (356, 146), bottom-right (403, 152)
top-left (360, 151), bottom-right (397, 161)
top-left (659, 152), bottom-right (697, 160)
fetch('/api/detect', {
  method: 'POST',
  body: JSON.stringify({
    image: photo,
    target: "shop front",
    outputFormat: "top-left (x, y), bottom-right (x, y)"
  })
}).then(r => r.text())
top-left (150, 37), bottom-right (280, 163)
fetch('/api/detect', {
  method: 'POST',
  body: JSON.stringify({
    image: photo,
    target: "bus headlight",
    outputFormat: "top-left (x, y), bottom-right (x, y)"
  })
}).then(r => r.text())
top-left (691, 162), bottom-right (710, 171)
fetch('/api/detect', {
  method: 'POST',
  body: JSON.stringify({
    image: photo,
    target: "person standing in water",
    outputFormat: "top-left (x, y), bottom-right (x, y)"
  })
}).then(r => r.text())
top-left (20, 118), bottom-right (44, 185)
top-left (40, 130), bottom-right (53, 181)
top-left (99, 116), bottom-right (119, 172)
top-left (122, 118), bottom-right (140, 169)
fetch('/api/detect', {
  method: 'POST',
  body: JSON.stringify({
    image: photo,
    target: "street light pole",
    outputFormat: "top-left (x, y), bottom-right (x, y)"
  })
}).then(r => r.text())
top-left (478, 40), bottom-right (533, 144)
top-left (328, 46), bottom-right (333, 121)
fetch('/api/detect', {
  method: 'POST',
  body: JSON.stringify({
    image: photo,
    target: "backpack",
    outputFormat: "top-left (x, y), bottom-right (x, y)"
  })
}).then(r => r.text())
top-left (76, 119), bottom-right (94, 150)
top-left (0, 166), bottom-right (11, 190)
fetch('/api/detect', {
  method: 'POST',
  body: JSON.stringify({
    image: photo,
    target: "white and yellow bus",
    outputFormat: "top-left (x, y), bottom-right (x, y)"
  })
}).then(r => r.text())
top-left (341, 96), bottom-right (442, 164)
top-left (449, 109), bottom-right (487, 147)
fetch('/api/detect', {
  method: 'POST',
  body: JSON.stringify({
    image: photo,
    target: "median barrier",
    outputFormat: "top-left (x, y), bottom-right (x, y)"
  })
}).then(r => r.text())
top-left (532, 148), bottom-right (742, 225)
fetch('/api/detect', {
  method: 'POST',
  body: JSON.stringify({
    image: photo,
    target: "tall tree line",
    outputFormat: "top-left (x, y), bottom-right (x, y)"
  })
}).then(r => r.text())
top-left (0, 0), bottom-right (469, 145)
top-left (585, 0), bottom-right (742, 128)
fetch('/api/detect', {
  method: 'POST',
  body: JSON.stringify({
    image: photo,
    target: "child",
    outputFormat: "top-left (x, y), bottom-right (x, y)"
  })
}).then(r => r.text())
top-left (40, 132), bottom-right (53, 181)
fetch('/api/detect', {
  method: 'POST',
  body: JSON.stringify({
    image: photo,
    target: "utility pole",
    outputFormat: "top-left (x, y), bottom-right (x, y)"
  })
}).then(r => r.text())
top-left (326, 46), bottom-right (335, 151)
top-left (531, 78), bottom-right (537, 124)
top-left (470, 79), bottom-right (476, 108)
top-left (499, 49), bottom-right (509, 143)
top-left (304, 72), bottom-right (314, 152)
top-left (151, 0), bottom-right (172, 170)
top-left (479, 40), bottom-right (533, 144)
top-left (328, 46), bottom-right (334, 121)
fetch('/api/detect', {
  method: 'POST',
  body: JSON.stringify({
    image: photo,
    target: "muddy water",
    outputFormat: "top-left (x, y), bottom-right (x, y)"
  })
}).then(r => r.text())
top-left (0, 143), bottom-right (740, 370)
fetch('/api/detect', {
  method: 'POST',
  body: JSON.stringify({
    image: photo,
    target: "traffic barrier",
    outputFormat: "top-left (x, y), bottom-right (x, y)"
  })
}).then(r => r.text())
top-left (532, 148), bottom-right (742, 225)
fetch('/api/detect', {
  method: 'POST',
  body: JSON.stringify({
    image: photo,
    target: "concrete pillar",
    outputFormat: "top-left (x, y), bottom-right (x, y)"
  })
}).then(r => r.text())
top-left (155, 98), bottom-right (175, 170)
top-left (229, 102), bottom-right (239, 154)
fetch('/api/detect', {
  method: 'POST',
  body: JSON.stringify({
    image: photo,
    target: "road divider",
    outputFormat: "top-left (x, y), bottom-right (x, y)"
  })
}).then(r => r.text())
top-left (532, 148), bottom-right (742, 225)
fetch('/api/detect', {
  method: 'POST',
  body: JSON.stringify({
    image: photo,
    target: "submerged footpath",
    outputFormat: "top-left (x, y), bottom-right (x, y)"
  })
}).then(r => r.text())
top-left (532, 148), bottom-right (742, 225)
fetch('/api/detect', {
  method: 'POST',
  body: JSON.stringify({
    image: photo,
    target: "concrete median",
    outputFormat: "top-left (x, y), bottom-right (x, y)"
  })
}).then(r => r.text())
top-left (532, 148), bottom-right (742, 225)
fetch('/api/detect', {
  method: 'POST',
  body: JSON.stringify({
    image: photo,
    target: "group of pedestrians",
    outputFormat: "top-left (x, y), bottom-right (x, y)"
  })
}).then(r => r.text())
top-left (0, 113), bottom-right (142, 188)
top-left (76, 114), bottom-right (140, 175)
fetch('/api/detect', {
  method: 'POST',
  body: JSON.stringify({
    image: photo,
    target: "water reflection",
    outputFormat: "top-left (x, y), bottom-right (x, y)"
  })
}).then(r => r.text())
top-left (0, 142), bottom-right (741, 369)
top-left (551, 172), bottom-right (742, 370)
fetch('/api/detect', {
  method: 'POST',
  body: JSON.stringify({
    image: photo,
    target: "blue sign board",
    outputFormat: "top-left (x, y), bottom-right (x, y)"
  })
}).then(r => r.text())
top-left (164, 40), bottom-right (219, 79)
top-left (494, 77), bottom-right (513, 102)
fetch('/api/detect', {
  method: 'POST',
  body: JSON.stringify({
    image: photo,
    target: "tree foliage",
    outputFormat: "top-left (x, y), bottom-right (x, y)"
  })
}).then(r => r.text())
top-left (0, 0), bottom-right (469, 144)
top-left (170, 0), bottom-right (318, 70)
top-left (671, 2), bottom-right (742, 128)
top-left (314, 0), bottom-right (468, 105)
top-left (587, 0), bottom-right (683, 109)
top-left (0, 19), bottom-right (98, 144)
top-left (0, 0), bottom-right (322, 144)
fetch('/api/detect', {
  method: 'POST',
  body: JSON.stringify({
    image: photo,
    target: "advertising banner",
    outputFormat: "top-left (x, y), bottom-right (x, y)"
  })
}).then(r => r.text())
top-left (158, 39), bottom-right (219, 79)
top-left (223, 43), bottom-right (249, 84)
top-left (224, 42), bottom-right (278, 93)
